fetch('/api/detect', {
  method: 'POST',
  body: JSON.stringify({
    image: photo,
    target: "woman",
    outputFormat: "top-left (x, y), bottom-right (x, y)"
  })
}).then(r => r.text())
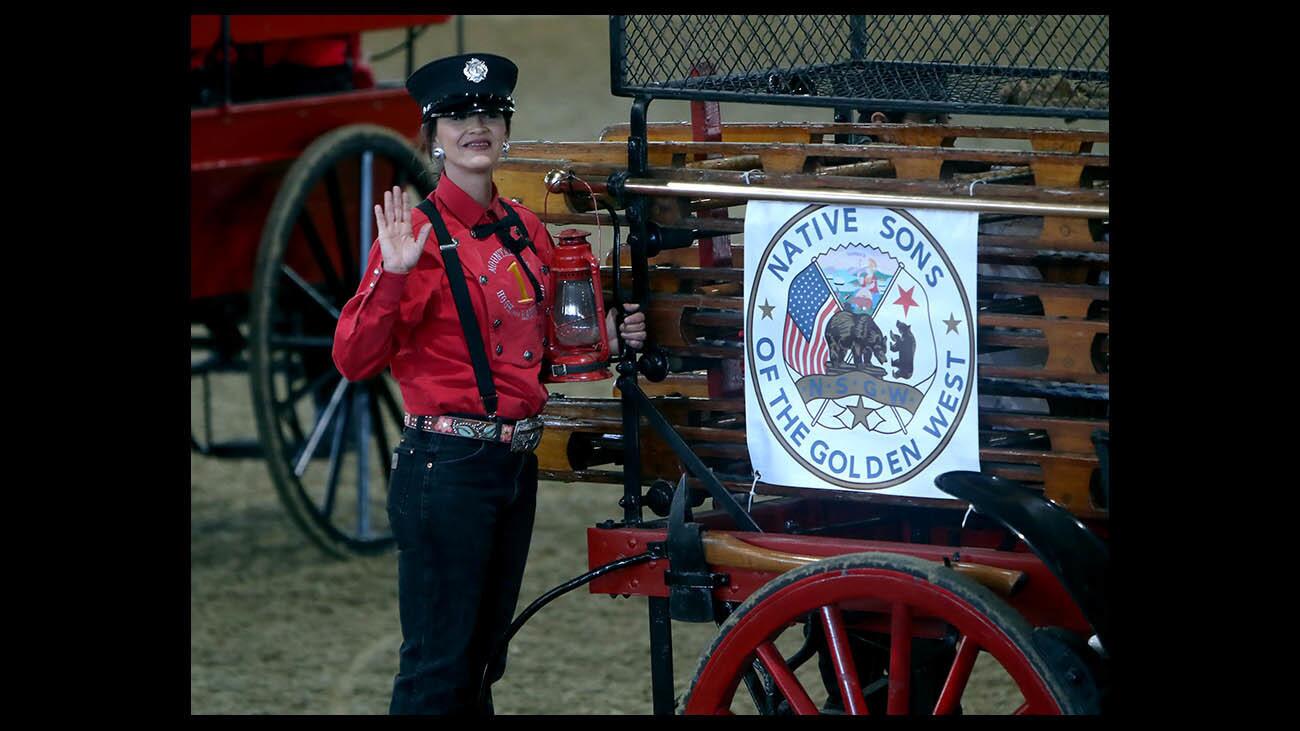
top-left (332, 53), bottom-right (646, 715)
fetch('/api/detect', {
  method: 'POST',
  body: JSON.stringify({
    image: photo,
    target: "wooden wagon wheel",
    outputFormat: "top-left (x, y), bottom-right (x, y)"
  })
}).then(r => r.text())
top-left (683, 552), bottom-right (1096, 715)
top-left (250, 123), bottom-right (435, 558)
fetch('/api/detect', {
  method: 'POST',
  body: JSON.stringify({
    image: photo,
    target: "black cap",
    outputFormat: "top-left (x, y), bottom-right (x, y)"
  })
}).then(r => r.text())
top-left (405, 53), bottom-right (518, 122)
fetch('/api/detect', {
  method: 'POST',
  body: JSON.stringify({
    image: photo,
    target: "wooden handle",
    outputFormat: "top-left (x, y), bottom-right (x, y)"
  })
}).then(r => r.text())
top-left (702, 532), bottom-right (825, 573)
top-left (700, 533), bottom-right (1026, 597)
top-left (950, 562), bottom-right (1027, 597)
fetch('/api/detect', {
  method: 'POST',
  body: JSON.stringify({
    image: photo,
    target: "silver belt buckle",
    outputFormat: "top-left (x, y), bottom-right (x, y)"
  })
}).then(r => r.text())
top-left (509, 417), bottom-right (544, 453)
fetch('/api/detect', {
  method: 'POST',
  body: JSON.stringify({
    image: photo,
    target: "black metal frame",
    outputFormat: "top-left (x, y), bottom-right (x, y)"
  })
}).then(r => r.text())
top-left (604, 89), bottom-right (770, 714)
top-left (610, 15), bottom-right (1108, 120)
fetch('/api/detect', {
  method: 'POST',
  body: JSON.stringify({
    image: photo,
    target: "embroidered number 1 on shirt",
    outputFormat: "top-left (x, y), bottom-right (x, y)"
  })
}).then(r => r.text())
top-left (506, 261), bottom-right (533, 304)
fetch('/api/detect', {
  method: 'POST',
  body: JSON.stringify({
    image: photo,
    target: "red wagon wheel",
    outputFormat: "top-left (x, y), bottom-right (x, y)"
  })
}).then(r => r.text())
top-left (684, 552), bottom-right (1094, 715)
top-left (250, 123), bottom-right (435, 558)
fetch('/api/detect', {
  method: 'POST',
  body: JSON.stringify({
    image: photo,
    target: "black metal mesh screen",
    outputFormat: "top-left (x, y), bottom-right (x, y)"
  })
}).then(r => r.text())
top-left (611, 15), bottom-right (1109, 119)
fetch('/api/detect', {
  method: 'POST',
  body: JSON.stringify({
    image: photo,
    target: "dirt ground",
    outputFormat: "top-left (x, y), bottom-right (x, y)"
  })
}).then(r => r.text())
top-left (191, 15), bottom-right (1104, 715)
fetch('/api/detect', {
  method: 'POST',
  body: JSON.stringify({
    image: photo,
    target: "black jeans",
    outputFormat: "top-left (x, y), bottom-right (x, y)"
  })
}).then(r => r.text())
top-left (386, 427), bottom-right (539, 715)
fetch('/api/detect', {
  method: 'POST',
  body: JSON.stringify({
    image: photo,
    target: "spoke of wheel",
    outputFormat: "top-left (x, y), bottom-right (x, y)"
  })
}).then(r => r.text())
top-left (887, 603), bottom-right (912, 715)
top-left (819, 605), bottom-right (868, 715)
top-left (933, 635), bottom-right (979, 715)
top-left (359, 151), bottom-right (375, 279)
top-left (354, 385), bottom-right (372, 539)
top-left (739, 664), bottom-right (772, 715)
top-left (754, 642), bottom-right (818, 715)
top-left (294, 377), bottom-right (350, 477)
top-left (281, 264), bottom-right (342, 320)
top-left (323, 167), bottom-right (356, 285)
top-left (295, 207), bottom-right (349, 302)
top-left (785, 620), bottom-right (821, 672)
top-left (278, 347), bottom-right (306, 446)
top-left (321, 397), bottom-right (350, 521)
top-left (275, 366), bottom-right (339, 417)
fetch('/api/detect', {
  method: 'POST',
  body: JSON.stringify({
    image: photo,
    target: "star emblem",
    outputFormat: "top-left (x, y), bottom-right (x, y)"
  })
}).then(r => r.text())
top-left (943, 313), bottom-right (962, 333)
top-left (847, 396), bottom-right (875, 430)
top-left (893, 285), bottom-right (919, 318)
top-left (759, 299), bottom-right (775, 320)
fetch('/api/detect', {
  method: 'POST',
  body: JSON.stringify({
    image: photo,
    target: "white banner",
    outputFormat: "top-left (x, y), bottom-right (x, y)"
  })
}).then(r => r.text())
top-left (743, 203), bottom-right (980, 499)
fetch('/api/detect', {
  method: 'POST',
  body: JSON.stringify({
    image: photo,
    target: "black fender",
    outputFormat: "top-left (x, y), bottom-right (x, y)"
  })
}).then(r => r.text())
top-left (935, 471), bottom-right (1109, 653)
top-left (666, 475), bottom-right (723, 623)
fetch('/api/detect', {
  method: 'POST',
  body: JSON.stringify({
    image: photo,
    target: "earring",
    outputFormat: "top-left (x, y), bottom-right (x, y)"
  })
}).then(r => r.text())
top-left (501, 141), bottom-right (510, 156)
top-left (432, 147), bottom-right (445, 160)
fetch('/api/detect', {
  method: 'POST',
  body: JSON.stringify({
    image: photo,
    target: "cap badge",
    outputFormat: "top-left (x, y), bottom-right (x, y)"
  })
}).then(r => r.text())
top-left (463, 57), bottom-right (488, 83)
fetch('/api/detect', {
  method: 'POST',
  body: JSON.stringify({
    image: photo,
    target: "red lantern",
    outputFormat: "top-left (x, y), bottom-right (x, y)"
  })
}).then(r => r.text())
top-left (543, 228), bottom-right (612, 382)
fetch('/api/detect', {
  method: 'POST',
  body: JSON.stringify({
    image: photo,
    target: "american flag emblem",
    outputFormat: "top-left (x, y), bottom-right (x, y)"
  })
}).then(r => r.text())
top-left (783, 262), bottom-right (841, 376)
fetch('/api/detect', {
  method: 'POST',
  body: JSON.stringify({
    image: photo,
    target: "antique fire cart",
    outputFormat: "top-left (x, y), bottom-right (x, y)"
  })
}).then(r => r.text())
top-left (484, 15), bottom-right (1110, 715)
top-left (191, 13), bottom-right (1110, 714)
top-left (189, 15), bottom-right (450, 556)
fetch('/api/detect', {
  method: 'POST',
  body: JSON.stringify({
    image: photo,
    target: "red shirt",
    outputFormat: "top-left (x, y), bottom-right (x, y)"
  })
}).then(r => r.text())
top-left (332, 177), bottom-right (555, 420)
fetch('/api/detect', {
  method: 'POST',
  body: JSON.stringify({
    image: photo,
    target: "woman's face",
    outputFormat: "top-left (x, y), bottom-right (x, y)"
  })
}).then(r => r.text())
top-left (434, 111), bottom-right (508, 176)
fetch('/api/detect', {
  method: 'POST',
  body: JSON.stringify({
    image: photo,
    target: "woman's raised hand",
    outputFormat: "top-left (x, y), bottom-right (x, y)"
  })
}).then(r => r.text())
top-left (375, 186), bottom-right (432, 274)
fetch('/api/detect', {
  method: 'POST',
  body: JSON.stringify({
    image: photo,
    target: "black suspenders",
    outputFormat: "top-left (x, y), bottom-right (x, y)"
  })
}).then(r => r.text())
top-left (415, 198), bottom-right (501, 418)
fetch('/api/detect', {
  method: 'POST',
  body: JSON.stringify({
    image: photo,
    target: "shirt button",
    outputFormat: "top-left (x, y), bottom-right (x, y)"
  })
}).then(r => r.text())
top-left (524, 350), bottom-right (533, 361)
top-left (541, 265), bottom-right (550, 275)
top-left (373, 267), bottom-right (381, 275)
top-left (495, 344), bottom-right (503, 355)
top-left (493, 319), bottom-right (502, 329)
top-left (479, 275), bottom-right (489, 285)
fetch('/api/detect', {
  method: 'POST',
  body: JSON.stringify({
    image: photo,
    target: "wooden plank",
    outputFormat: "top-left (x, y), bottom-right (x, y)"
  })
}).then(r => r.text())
top-left (686, 154), bottom-right (764, 171)
top-left (601, 122), bottom-right (817, 144)
top-left (979, 234), bottom-right (1108, 255)
top-left (981, 413), bottom-right (1109, 455)
top-left (815, 160), bottom-right (895, 177)
top-left (980, 313), bottom-right (1108, 333)
top-left (978, 276), bottom-right (1108, 302)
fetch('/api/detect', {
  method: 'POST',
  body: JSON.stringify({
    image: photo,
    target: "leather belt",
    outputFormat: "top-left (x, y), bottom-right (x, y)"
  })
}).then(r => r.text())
top-left (403, 413), bottom-right (545, 454)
